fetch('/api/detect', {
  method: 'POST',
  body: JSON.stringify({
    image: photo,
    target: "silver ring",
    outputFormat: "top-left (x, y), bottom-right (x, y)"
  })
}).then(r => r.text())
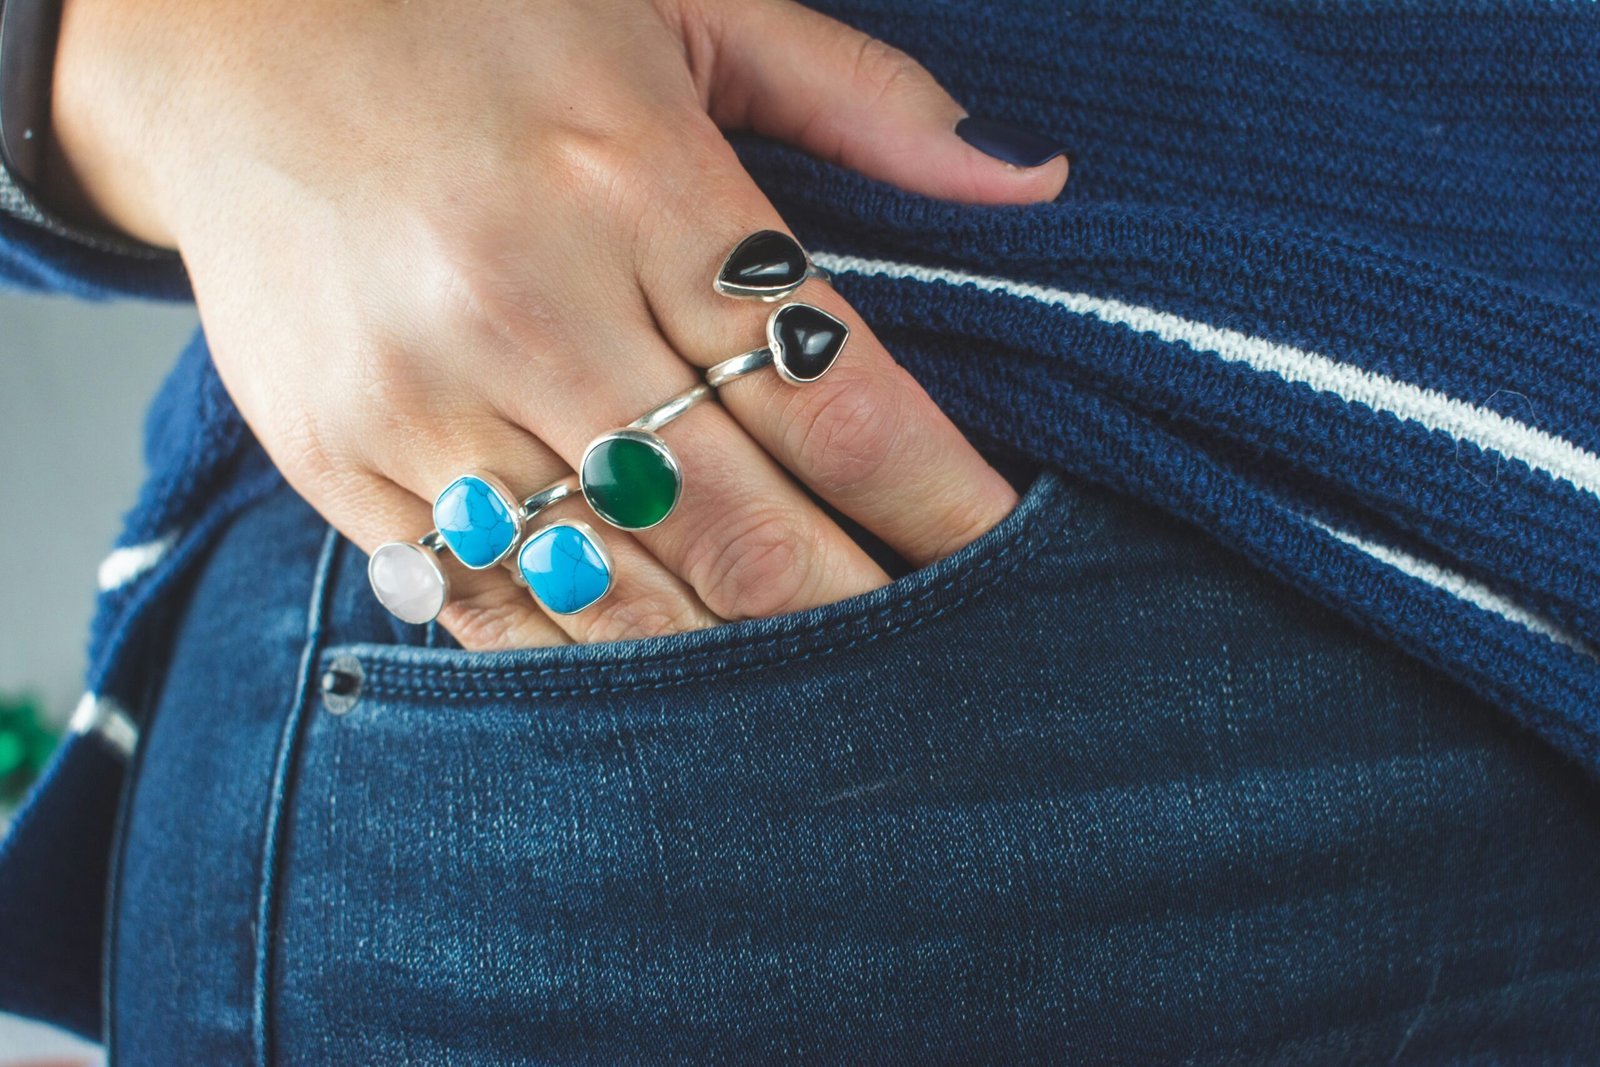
top-left (369, 473), bottom-right (584, 624)
top-left (367, 535), bottom-right (452, 627)
top-left (630, 382), bottom-right (712, 433)
top-left (705, 347), bottom-right (773, 388)
top-left (515, 518), bottom-right (616, 615)
top-left (518, 475), bottom-right (579, 522)
top-left (705, 302), bottom-right (850, 388)
top-left (714, 229), bottom-right (830, 302)
top-left (510, 478), bottom-right (618, 616)
top-left (503, 475), bottom-right (583, 590)
top-left (580, 383), bottom-right (711, 531)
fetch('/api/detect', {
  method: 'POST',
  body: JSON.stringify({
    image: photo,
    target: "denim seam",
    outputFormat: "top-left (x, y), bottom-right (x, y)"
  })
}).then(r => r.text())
top-left (355, 497), bottom-right (1063, 700)
top-left (251, 526), bottom-right (342, 1067)
top-left (357, 474), bottom-right (1068, 691)
top-left (100, 718), bottom-right (149, 1063)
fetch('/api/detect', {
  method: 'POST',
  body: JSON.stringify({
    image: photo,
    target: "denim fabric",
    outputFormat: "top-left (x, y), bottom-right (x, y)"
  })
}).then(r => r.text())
top-left (106, 466), bottom-right (1600, 1065)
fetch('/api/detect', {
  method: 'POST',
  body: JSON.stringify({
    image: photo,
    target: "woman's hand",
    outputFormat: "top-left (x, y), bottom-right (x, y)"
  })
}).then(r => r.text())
top-left (48, 0), bottom-right (1067, 649)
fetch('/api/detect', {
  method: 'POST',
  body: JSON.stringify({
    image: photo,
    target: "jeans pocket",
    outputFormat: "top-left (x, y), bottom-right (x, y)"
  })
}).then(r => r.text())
top-left (338, 467), bottom-right (1067, 699)
top-left (263, 460), bottom-right (1600, 1064)
top-left (266, 469), bottom-right (1091, 1064)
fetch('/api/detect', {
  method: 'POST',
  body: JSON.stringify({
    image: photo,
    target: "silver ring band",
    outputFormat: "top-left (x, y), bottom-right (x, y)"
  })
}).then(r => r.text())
top-left (518, 475), bottom-right (579, 522)
top-left (629, 382), bottom-right (713, 433)
top-left (704, 302), bottom-right (850, 389)
top-left (705, 347), bottom-right (773, 388)
top-left (578, 383), bottom-right (710, 531)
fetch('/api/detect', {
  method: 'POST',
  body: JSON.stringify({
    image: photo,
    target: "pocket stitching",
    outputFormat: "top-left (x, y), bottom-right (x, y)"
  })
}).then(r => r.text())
top-left (369, 530), bottom-right (1041, 699)
top-left (356, 481), bottom-right (1069, 699)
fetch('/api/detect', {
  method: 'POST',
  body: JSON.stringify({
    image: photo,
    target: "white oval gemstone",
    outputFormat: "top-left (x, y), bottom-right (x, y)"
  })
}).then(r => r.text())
top-left (368, 541), bottom-right (449, 625)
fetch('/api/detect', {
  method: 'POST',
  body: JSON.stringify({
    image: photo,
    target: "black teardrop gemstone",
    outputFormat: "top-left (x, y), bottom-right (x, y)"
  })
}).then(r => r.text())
top-left (717, 230), bottom-right (809, 296)
top-left (770, 304), bottom-right (849, 383)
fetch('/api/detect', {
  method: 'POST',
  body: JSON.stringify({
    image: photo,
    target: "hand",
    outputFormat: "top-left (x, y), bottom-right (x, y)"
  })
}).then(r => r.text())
top-left (48, 0), bottom-right (1068, 649)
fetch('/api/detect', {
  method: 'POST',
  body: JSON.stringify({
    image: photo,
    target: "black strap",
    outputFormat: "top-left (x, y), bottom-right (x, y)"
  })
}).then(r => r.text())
top-left (0, 0), bottom-right (170, 256)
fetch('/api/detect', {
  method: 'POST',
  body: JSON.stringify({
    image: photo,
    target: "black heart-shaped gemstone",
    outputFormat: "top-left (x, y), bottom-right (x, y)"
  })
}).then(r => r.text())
top-left (770, 303), bottom-right (848, 383)
top-left (717, 230), bottom-right (809, 297)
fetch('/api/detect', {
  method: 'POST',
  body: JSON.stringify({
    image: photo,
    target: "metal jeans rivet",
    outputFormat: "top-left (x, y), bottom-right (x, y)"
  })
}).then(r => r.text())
top-left (320, 655), bottom-right (364, 715)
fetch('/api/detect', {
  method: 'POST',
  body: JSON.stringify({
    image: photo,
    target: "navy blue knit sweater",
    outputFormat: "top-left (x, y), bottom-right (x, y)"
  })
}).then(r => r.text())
top-left (3, 0), bottom-right (1600, 1038)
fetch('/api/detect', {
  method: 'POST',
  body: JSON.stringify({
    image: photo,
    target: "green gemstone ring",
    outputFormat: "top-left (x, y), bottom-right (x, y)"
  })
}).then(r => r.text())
top-left (579, 383), bottom-right (711, 531)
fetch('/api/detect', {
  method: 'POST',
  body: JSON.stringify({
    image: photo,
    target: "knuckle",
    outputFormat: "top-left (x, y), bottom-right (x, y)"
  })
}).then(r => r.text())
top-left (787, 375), bottom-right (901, 493)
top-left (439, 594), bottom-right (533, 652)
top-left (432, 232), bottom-right (560, 351)
top-left (346, 336), bottom-right (429, 410)
top-left (273, 410), bottom-right (334, 478)
top-left (581, 590), bottom-right (706, 644)
top-left (688, 504), bottom-right (814, 619)
top-left (536, 125), bottom-right (646, 211)
top-left (849, 36), bottom-right (922, 107)
top-left (270, 406), bottom-right (351, 487)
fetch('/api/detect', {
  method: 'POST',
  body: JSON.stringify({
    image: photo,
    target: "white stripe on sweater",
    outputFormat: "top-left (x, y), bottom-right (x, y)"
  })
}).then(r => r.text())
top-left (1309, 519), bottom-right (1593, 656)
top-left (97, 532), bottom-right (176, 593)
top-left (814, 252), bottom-right (1600, 500)
top-left (69, 692), bottom-right (138, 759)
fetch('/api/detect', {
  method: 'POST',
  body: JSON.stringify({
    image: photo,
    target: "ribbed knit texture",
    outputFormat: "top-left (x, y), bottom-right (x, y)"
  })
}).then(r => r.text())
top-left (4, 0), bottom-right (1600, 773)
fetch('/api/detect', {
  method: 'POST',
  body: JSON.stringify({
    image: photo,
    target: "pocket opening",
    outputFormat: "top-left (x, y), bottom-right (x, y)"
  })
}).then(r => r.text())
top-left (328, 469), bottom-right (1075, 701)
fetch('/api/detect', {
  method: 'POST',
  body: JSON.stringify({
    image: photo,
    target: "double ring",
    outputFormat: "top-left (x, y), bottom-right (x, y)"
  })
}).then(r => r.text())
top-left (369, 474), bottom-right (607, 623)
top-left (370, 228), bottom-right (843, 625)
top-left (711, 229), bottom-right (847, 386)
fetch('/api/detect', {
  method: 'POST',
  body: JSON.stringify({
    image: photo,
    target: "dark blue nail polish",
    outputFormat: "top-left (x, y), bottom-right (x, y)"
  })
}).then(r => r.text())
top-left (955, 116), bottom-right (1065, 168)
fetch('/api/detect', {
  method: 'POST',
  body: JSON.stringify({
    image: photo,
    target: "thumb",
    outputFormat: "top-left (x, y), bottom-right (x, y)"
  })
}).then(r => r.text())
top-left (698, 0), bottom-right (1068, 205)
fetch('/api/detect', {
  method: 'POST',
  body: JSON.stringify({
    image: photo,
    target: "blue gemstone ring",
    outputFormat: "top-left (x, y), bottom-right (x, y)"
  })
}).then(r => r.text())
top-left (433, 470), bottom-right (528, 570)
top-left (517, 519), bottom-right (615, 616)
top-left (370, 473), bottom-right (609, 624)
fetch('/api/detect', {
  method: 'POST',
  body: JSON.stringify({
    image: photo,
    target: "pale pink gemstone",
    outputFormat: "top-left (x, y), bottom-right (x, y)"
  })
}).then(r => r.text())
top-left (368, 542), bottom-right (448, 625)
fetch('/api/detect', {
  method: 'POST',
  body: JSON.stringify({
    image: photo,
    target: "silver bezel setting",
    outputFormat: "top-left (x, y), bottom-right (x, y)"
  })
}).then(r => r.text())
top-left (432, 468), bottom-right (525, 570)
top-left (713, 231), bottom-right (829, 302)
top-left (517, 519), bottom-right (616, 616)
top-left (767, 303), bottom-right (850, 385)
top-left (367, 539), bottom-right (451, 625)
top-left (579, 428), bottom-right (684, 531)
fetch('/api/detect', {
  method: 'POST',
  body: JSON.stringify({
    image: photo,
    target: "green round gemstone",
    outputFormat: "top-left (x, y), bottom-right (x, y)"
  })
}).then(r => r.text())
top-left (581, 431), bottom-right (681, 529)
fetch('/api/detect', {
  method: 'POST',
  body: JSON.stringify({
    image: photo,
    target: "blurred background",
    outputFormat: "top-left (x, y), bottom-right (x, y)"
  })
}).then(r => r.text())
top-left (0, 290), bottom-right (198, 1064)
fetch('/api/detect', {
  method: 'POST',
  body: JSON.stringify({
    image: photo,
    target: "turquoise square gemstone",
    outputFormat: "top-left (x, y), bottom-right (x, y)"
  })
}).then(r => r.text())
top-left (518, 523), bottom-right (613, 615)
top-left (434, 474), bottom-right (520, 569)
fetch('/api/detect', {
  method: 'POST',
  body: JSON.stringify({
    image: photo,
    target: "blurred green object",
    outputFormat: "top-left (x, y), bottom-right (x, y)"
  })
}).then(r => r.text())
top-left (0, 694), bottom-right (61, 814)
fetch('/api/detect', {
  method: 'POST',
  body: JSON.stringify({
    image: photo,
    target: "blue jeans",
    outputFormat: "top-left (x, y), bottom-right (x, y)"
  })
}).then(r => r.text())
top-left (105, 464), bottom-right (1600, 1064)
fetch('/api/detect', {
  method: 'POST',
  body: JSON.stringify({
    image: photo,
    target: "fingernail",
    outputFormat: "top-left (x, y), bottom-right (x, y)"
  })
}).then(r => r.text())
top-left (954, 115), bottom-right (1065, 168)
